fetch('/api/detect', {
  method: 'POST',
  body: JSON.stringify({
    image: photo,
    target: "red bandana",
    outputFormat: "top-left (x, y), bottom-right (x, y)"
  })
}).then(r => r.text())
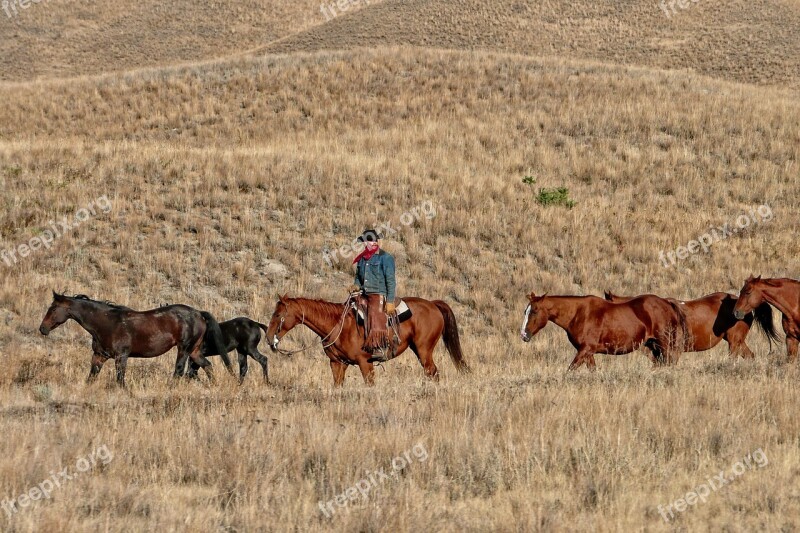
top-left (353, 243), bottom-right (379, 264)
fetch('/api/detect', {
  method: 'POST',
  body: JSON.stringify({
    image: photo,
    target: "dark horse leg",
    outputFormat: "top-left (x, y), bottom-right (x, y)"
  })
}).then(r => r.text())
top-left (88, 350), bottom-right (107, 383)
top-left (175, 351), bottom-right (191, 379)
top-left (114, 351), bottom-right (130, 387)
top-left (87, 339), bottom-right (108, 383)
top-left (237, 349), bottom-right (248, 384)
top-left (187, 336), bottom-right (215, 382)
top-left (245, 347), bottom-right (270, 383)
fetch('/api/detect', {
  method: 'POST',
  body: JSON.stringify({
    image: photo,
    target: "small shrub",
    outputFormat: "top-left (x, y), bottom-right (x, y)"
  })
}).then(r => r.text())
top-left (536, 186), bottom-right (576, 208)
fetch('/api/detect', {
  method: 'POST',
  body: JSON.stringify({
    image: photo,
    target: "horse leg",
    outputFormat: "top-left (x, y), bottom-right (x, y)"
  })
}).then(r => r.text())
top-left (114, 351), bottom-right (130, 387)
top-left (187, 337), bottom-right (215, 382)
top-left (174, 351), bottom-right (191, 379)
top-left (329, 360), bottom-right (347, 387)
top-left (236, 349), bottom-right (248, 384)
top-left (409, 340), bottom-right (439, 381)
top-left (247, 348), bottom-right (270, 384)
top-left (185, 361), bottom-right (201, 380)
top-left (726, 331), bottom-right (754, 359)
top-left (787, 336), bottom-right (799, 363)
top-left (357, 358), bottom-right (375, 386)
top-left (87, 353), bottom-right (106, 383)
top-left (568, 348), bottom-right (592, 371)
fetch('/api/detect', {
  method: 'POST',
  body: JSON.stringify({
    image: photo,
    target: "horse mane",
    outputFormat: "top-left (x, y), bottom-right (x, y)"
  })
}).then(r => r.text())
top-left (286, 297), bottom-right (346, 320)
top-left (71, 294), bottom-right (131, 310)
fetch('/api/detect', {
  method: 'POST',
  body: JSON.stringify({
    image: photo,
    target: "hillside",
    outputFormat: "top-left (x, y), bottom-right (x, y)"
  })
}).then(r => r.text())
top-left (265, 0), bottom-right (800, 89)
top-left (0, 2), bottom-right (799, 531)
top-left (0, 0), bottom-right (329, 81)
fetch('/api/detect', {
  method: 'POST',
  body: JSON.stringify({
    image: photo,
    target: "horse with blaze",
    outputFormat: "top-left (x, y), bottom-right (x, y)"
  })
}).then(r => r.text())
top-left (520, 292), bottom-right (689, 369)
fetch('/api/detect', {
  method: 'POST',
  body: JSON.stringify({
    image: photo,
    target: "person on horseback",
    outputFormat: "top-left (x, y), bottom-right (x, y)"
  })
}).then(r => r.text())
top-left (349, 229), bottom-right (397, 360)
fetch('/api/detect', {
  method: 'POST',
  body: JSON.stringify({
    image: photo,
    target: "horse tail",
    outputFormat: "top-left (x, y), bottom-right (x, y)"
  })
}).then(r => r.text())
top-left (753, 302), bottom-right (781, 352)
top-left (256, 321), bottom-right (269, 335)
top-left (201, 311), bottom-right (234, 374)
top-left (667, 300), bottom-right (690, 354)
top-left (433, 301), bottom-right (470, 374)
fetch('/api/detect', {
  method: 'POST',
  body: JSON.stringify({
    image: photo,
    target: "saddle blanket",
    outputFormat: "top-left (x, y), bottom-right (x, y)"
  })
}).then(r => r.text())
top-left (356, 299), bottom-right (412, 324)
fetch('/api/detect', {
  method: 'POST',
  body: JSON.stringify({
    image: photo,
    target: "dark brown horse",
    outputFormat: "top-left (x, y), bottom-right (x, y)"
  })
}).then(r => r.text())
top-left (266, 295), bottom-right (469, 386)
top-left (520, 292), bottom-right (689, 370)
top-left (734, 276), bottom-right (799, 361)
top-left (604, 291), bottom-right (778, 357)
top-left (39, 292), bottom-right (233, 386)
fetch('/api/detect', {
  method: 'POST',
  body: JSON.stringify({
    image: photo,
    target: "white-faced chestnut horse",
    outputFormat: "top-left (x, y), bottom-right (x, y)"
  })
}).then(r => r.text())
top-left (520, 292), bottom-right (689, 370)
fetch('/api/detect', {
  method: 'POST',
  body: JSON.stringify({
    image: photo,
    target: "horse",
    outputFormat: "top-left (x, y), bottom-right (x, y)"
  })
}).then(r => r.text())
top-left (734, 276), bottom-right (799, 362)
top-left (265, 295), bottom-right (470, 386)
top-left (185, 317), bottom-right (271, 383)
top-left (604, 291), bottom-right (779, 358)
top-left (38, 292), bottom-right (234, 386)
top-left (520, 292), bottom-right (689, 370)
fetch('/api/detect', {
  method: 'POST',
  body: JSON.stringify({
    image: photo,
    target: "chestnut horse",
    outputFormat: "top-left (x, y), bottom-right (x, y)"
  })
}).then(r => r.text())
top-left (520, 292), bottom-right (689, 370)
top-left (266, 295), bottom-right (469, 385)
top-left (604, 291), bottom-right (778, 357)
top-left (39, 292), bottom-right (233, 386)
top-left (734, 276), bottom-right (799, 361)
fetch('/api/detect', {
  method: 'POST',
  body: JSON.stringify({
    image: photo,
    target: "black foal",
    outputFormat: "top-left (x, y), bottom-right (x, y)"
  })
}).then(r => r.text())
top-left (188, 317), bottom-right (271, 383)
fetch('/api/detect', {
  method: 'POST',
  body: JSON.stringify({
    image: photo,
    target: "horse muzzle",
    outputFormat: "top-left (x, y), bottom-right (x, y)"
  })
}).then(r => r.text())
top-left (39, 325), bottom-right (50, 336)
top-left (520, 332), bottom-right (531, 342)
top-left (270, 335), bottom-right (280, 351)
top-left (733, 310), bottom-right (746, 320)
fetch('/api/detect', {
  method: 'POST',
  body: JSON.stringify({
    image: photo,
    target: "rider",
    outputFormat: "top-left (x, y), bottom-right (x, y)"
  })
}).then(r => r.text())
top-left (349, 229), bottom-right (397, 358)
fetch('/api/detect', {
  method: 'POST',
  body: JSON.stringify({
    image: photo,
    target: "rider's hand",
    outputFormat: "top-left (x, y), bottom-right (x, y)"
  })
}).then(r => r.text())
top-left (385, 302), bottom-right (396, 314)
top-left (349, 285), bottom-right (361, 294)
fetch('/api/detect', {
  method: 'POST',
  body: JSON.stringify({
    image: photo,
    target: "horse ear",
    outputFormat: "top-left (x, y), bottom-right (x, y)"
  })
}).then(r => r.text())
top-left (755, 275), bottom-right (761, 281)
top-left (603, 290), bottom-right (612, 300)
top-left (529, 291), bottom-right (536, 300)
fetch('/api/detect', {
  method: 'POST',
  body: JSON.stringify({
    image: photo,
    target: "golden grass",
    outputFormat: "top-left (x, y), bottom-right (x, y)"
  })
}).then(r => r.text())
top-left (0, 7), bottom-right (799, 532)
top-left (264, 0), bottom-right (800, 90)
top-left (0, 0), bottom-right (333, 81)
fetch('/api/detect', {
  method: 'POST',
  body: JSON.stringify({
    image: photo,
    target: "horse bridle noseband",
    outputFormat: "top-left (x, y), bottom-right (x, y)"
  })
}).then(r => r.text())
top-left (273, 295), bottom-right (354, 356)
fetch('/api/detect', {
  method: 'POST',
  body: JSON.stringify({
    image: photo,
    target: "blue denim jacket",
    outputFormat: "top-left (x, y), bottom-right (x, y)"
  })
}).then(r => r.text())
top-left (354, 250), bottom-right (396, 302)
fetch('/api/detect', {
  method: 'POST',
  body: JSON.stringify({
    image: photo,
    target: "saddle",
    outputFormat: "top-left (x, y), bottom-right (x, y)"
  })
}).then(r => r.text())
top-left (354, 295), bottom-right (412, 358)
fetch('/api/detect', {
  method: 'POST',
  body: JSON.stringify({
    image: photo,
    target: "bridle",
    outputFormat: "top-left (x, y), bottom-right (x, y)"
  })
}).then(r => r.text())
top-left (273, 295), bottom-right (355, 356)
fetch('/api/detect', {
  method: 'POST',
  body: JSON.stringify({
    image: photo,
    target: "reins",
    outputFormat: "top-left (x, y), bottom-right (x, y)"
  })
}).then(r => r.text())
top-left (275, 295), bottom-right (355, 356)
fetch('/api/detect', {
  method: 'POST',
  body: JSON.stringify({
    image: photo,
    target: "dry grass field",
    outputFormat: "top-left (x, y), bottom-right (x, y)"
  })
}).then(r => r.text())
top-left (1, 1), bottom-right (799, 532)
